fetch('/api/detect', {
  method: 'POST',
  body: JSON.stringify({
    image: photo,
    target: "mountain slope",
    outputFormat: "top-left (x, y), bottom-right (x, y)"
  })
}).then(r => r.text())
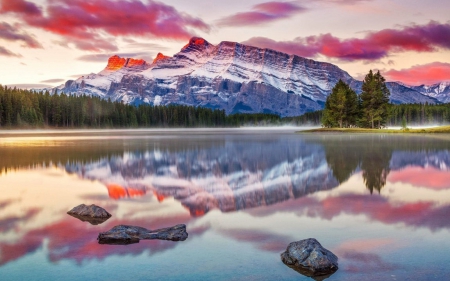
top-left (58, 37), bottom-right (438, 117)
top-left (412, 82), bottom-right (450, 103)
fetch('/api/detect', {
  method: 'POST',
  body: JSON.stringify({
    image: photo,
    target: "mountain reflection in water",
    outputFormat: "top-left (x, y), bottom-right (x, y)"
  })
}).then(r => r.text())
top-left (0, 130), bottom-right (450, 281)
top-left (64, 136), bottom-right (338, 216)
top-left (58, 134), bottom-right (450, 214)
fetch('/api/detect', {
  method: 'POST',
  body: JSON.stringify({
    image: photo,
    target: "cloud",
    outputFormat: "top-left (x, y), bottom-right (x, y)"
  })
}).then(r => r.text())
top-left (0, 0), bottom-right (210, 52)
top-left (70, 39), bottom-right (118, 53)
top-left (217, 1), bottom-right (306, 27)
top-left (69, 73), bottom-right (90, 78)
top-left (125, 42), bottom-right (169, 51)
top-left (0, 208), bottom-right (40, 232)
top-left (0, 210), bottom-right (197, 266)
top-left (247, 192), bottom-right (450, 231)
top-left (40, 79), bottom-right (65, 83)
top-left (384, 62), bottom-right (450, 86)
top-left (332, 0), bottom-right (368, 2)
top-left (340, 251), bottom-right (401, 273)
top-left (0, 199), bottom-right (17, 209)
top-left (388, 166), bottom-right (450, 189)
top-left (336, 238), bottom-right (395, 252)
top-left (77, 52), bottom-right (155, 63)
top-left (0, 45), bottom-right (20, 57)
top-left (0, 21), bottom-right (42, 48)
top-left (5, 83), bottom-right (52, 89)
top-left (242, 21), bottom-right (450, 61)
top-left (0, 0), bottom-right (41, 15)
top-left (242, 36), bottom-right (319, 57)
top-left (220, 228), bottom-right (292, 252)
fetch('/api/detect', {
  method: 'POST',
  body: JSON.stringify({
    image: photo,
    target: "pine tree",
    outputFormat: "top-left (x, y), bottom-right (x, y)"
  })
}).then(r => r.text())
top-left (360, 70), bottom-right (390, 128)
top-left (322, 80), bottom-right (359, 128)
top-left (0, 94), bottom-right (3, 126)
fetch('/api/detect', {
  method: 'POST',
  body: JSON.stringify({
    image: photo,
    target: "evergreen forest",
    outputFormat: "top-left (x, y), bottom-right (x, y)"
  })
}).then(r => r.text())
top-left (1, 78), bottom-right (450, 129)
top-left (0, 85), bottom-right (282, 128)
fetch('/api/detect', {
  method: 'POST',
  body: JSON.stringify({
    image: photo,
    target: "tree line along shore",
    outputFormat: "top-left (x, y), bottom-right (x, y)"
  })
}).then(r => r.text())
top-left (0, 84), bottom-right (284, 128)
top-left (1, 75), bottom-right (450, 129)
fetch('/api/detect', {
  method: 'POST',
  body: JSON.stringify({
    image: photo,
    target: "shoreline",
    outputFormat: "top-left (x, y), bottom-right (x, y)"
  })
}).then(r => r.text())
top-left (299, 126), bottom-right (450, 134)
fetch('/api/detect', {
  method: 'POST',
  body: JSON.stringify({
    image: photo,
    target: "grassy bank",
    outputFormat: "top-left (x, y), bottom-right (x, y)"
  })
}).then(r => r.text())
top-left (300, 126), bottom-right (450, 134)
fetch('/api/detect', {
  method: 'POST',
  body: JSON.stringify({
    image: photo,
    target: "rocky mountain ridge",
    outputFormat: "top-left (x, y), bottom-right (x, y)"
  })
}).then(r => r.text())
top-left (412, 82), bottom-right (450, 103)
top-left (58, 37), bottom-right (442, 116)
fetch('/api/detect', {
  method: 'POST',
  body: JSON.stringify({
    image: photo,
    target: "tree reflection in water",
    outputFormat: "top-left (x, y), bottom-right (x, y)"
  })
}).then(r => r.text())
top-left (319, 134), bottom-right (450, 194)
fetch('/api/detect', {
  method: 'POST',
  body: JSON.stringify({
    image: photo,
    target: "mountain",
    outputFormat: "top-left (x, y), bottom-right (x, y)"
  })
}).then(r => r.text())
top-left (58, 37), bottom-right (438, 117)
top-left (411, 82), bottom-right (450, 103)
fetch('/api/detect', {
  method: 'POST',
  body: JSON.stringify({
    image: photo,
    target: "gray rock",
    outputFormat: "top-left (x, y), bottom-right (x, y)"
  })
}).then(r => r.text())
top-left (281, 238), bottom-right (338, 278)
top-left (67, 204), bottom-right (111, 225)
top-left (98, 224), bottom-right (188, 245)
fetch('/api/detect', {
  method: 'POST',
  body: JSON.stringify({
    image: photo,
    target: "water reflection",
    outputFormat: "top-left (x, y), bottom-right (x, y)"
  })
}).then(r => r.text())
top-left (0, 171), bottom-right (199, 266)
top-left (66, 134), bottom-right (450, 213)
top-left (1, 131), bottom-right (450, 280)
top-left (63, 136), bottom-right (339, 216)
top-left (1, 132), bottom-right (450, 215)
top-left (67, 213), bottom-right (111, 225)
top-left (323, 135), bottom-right (393, 194)
top-left (319, 135), bottom-right (450, 193)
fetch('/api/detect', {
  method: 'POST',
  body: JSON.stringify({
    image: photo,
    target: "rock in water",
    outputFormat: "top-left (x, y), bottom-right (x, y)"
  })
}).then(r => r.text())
top-left (67, 204), bottom-right (111, 225)
top-left (98, 224), bottom-right (188, 245)
top-left (281, 238), bottom-right (338, 278)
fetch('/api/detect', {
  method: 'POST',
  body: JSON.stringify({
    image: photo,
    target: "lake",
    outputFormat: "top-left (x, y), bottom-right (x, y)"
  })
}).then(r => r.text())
top-left (0, 129), bottom-right (449, 280)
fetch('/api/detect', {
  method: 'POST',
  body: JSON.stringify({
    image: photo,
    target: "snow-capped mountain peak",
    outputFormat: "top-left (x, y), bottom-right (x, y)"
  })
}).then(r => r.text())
top-left (412, 82), bottom-right (450, 103)
top-left (57, 37), bottom-right (441, 116)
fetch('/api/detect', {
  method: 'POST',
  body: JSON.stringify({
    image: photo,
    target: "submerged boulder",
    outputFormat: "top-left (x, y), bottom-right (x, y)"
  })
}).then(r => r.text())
top-left (67, 204), bottom-right (111, 225)
top-left (281, 238), bottom-right (338, 278)
top-left (98, 224), bottom-right (188, 245)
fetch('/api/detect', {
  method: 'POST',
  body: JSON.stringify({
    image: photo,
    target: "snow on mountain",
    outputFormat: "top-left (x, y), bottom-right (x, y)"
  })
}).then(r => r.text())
top-left (58, 37), bottom-right (439, 117)
top-left (412, 82), bottom-right (450, 103)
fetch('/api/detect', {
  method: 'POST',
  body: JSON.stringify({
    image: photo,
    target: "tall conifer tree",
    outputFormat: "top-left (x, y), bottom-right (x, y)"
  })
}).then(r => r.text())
top-left (322, 80), bottom-right (359, 128)
top-left (360, 70), bottom-right (390, 128)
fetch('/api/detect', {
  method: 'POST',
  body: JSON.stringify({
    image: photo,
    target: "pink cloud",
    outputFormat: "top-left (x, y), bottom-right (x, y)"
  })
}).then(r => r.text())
top-left (0, 0), bottom-right (41, 15)
top-left (243, 21), bottom-right (450, 61)
top-left (0, 45), bottom-right (20, 57)
top-left (336, 238), bottom-right (395, 252)
top-left (0, 209), bottom-right (197, 266)
top-left (0, 0), bottom-right (210, 52)
top-left (220, 228), bottom-right (292, 252)
top-left (339, 251), bottom-right (400, 273)
top-left (388, 166), bottom-right (450, 189)
top-left (217, 1), bottom-right (306, 27)
top-left (240, 36), bottom-right (319, 57)
top-left (384, 62), bottom-right (450, 86)
top-left (0, 21), bottom-right (42, 48)
top-left (248, 193), bottom-right (450, 231)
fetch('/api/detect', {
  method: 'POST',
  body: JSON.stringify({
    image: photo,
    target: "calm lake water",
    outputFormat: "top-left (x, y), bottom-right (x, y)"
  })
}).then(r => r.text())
top-left (0, 129), bottom-right (449, 281)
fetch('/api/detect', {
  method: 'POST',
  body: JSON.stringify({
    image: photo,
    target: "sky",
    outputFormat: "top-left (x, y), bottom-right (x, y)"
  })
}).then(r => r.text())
top-left (0, 0), bottom-right (449, 89)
